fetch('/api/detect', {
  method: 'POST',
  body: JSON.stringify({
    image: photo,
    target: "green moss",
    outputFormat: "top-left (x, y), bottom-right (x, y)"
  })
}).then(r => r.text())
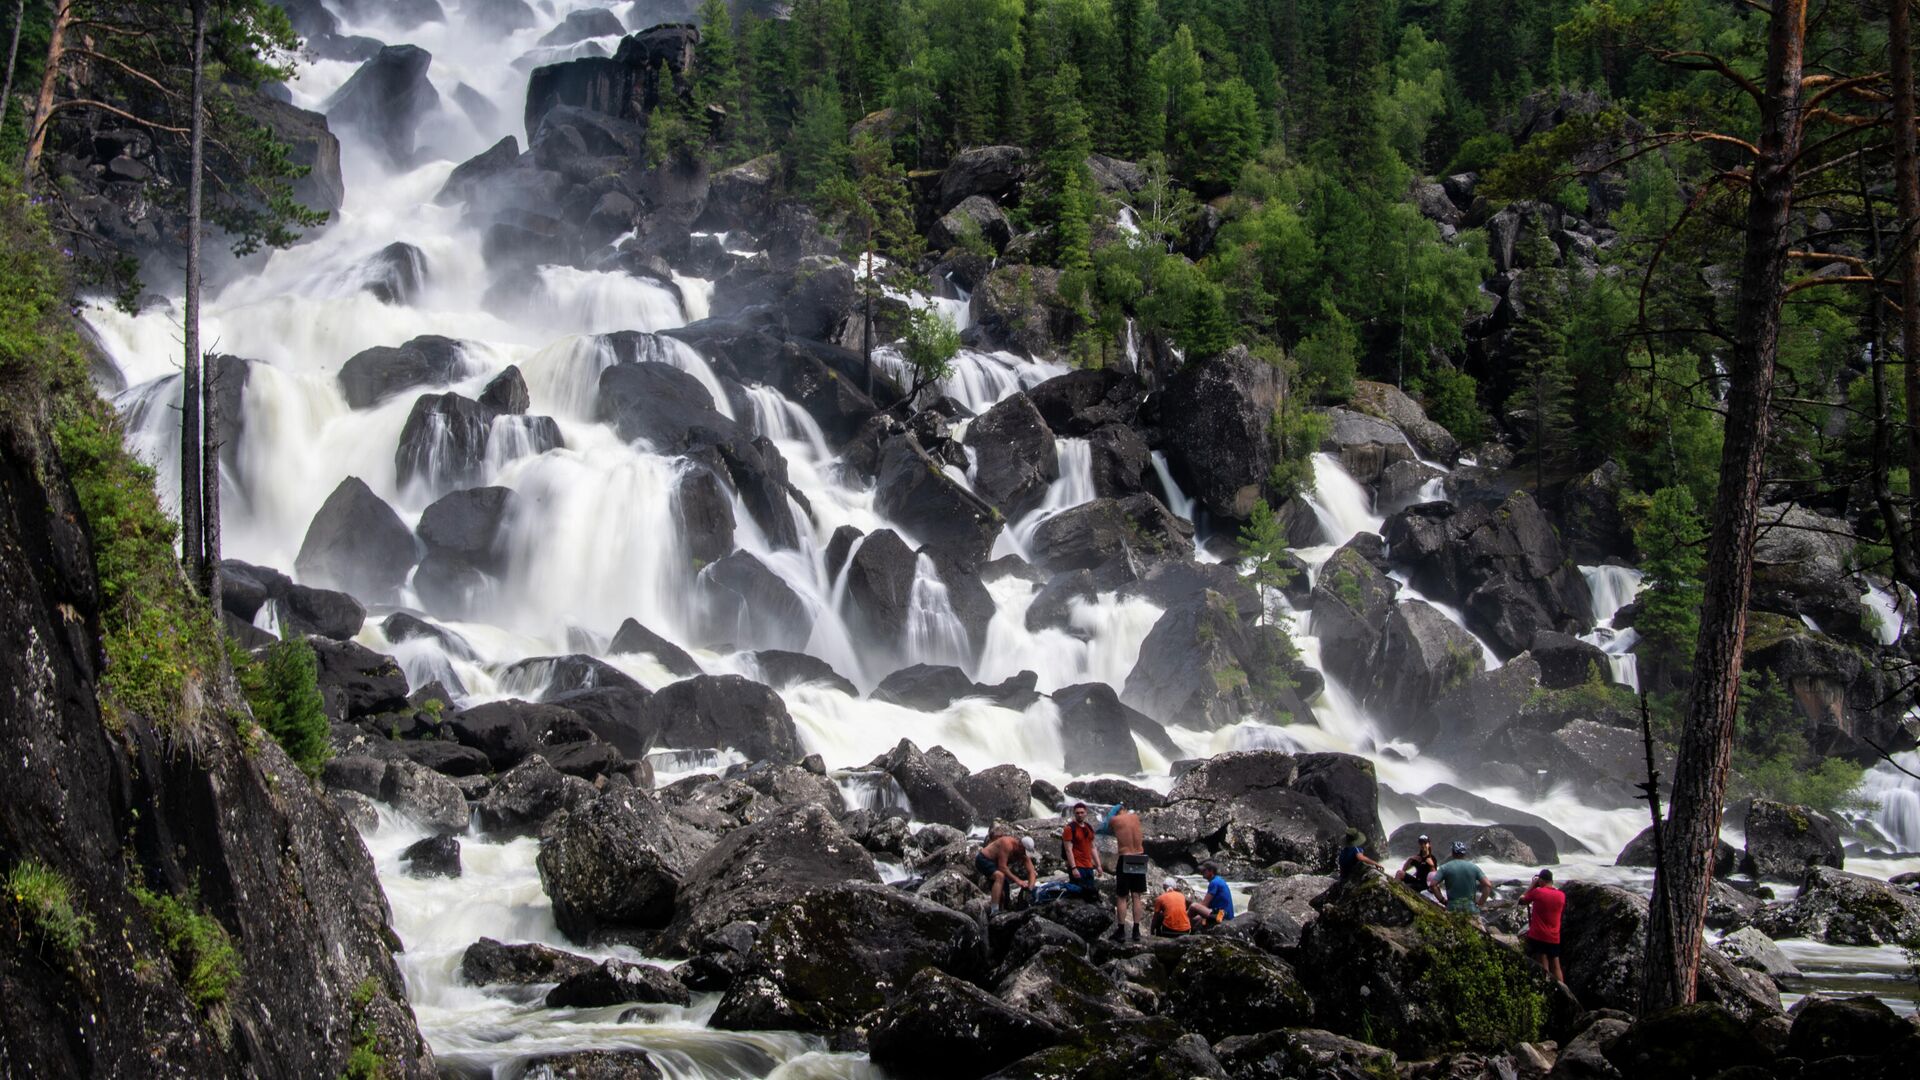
top-left (339, 977), bottom-right (388, 1080)
top-left (1410, 907), bottom-right (1547, 1051)
top-left (1213, 665), bottom-right (1249, 693)
top-left (133, 883), bottom-right (241, 1019)
top-left (7, 860), bottom-right (94, 955)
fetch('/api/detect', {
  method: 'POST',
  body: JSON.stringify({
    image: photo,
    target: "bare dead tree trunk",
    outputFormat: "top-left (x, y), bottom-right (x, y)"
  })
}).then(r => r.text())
top-left (0, 0), bottom-right (27, 136)
top-left (23, 0), bottom-right (72, 180)
top-left (1893, 0), bottom-right (1920, 563)
top-left (181, 0), bottom-right (206, 590)
top-left (1642, 0), bottom-right (1807, 1013)
top-left (204, 357), bottom-right (222, 617)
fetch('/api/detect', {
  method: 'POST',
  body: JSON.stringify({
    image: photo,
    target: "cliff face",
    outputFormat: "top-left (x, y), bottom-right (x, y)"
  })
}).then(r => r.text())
top-left (0, 409), bottom-right (432, 1077)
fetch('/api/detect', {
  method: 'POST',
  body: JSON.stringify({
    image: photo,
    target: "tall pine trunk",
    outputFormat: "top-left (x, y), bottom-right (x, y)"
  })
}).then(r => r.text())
top-left (181, 0), bottom-right (207, 589)
top-left (23, 0), bottom-right (71, 180)
top-left (0, 0), bottom-right (26, 136)
top-left (1894, 0), bottom-right (1920, 562)
top-left (1641, 0), bottom-right (1807, 1012)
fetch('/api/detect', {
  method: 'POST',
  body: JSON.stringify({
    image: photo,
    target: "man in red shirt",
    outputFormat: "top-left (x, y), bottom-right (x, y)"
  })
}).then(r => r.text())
top-left (1521, 868), bottom-right (1566, 983)
top-left (1060, 803), bottom-right (1100, 902)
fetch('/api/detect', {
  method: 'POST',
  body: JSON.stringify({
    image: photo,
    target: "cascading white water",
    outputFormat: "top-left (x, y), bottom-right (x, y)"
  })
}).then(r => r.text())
top-left (1863, 751), bottom-right (1920, 852)
top-left (905, 555), bottom-right (972, 670)
top-left (1863, 583), bottom-right (1908, 646)
top-left (1578, 564), bottom-right (1646, 690)
top-left (1303, 452), bottom-right (1384, 543)
top-left (996, 438), bottom-right (1096, 560)
top-left (1148, 450), bottom-right (1196, 523)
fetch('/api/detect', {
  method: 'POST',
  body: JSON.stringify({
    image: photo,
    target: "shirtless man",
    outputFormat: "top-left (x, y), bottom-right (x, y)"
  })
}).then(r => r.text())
top-left (974, 830), bottom-right (1038, 912)
top-left (1107, 805), bottom-right (1147, 942)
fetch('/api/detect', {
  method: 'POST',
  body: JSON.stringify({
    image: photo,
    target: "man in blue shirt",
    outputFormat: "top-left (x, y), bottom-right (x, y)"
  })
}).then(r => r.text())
top-left (1190, 861), bottom-right (1235, 925)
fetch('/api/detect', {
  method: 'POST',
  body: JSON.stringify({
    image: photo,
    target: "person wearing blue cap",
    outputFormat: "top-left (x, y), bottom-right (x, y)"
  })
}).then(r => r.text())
top-left (1430, 840), bottom-right (1492, 917)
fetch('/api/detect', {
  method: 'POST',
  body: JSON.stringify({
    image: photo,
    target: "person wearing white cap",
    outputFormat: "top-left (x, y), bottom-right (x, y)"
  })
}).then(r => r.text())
top-left (1397, 834), bottom-right (1438, 891)
top-left (1151, 877), bottom-right (1192, 937)
top-left (973, 830), bottom-right (1038, 913)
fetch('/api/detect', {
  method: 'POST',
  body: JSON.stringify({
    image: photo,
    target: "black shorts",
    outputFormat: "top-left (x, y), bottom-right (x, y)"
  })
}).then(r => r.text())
top-left (1116, 854), bottom-right (1148, 895)
top-left (1525, 936), bottom-right (1561, 959)
top-left (975, 853), bottom-right (999, 877)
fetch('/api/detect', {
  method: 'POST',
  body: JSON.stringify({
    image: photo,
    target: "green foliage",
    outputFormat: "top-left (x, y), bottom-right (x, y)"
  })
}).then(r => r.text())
top-left (899, 306), bottom-right (960, 398)
top-left (1032, 65), bottom-right (1096, 276)
top-left (1415, 910), bottom-right (1548, 1050)
top-left (1443, 131), bottom-right (1513, 176)
top-left (692, 0), bottom-right (743, 159)
top-left (789, 80), bottom-right (850, 199)
top-left (1238, 499), bottom-right (1296, 626)
top-left (134, 883), bottom-right (241, 1017)
top-left (1730, 672), bottom-right (1872, 815)
top-left (1414, 365), bottom-right (1487, 446)
top-left (1293, 307), bottom-right (1359, 402)
top-left (1631, 486), bottom-right (1705, 663)
top-left (7, 860), bottom-right (93, 955)
top-left (236, 639), bottom-right (331, 778)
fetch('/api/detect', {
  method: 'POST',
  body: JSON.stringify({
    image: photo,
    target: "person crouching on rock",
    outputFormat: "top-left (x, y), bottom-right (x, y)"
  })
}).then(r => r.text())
top-left (975, 828), bottom-right (1038, 913)
top-left (1338, 828), bottom-right (1383, 877)
top-left (1151, 878), bottom-right (1192, 937)
top-left (1189, 861), bottom-right (1236, 926)
top-left (1106, 804), bottom-right (1148, 942)
top-left (1061, 802), bottom-right (1100, 903)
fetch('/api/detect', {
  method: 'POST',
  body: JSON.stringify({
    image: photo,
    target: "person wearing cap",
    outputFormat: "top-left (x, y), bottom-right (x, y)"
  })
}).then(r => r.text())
top-left (1188, 861), bottom-right (1236, 925)
top-left (1397, 834), bottom-right (1439, 891)
top-left (1430, 840), bottom-right (1492, 917)
top-left (1521, 868), bottom-right (1567, 982)
top-left (1151, 877), bottom-right (1192, 937)
top-left (974, 830), bottom-right (1038, 913)
top-left (1337, 828), bottom-right (1383, 877)
top-left (1060, 802), bottom-right (1100, 903)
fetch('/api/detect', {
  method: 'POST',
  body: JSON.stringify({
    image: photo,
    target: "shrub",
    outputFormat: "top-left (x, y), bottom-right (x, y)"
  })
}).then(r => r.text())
top-left (7, 860), bottom-right (93, 954)
top-left (133, 884), bottom-right (241, 1015)
top-left (340, 977), bottom-right (387, 1080)
top-left (1415, 910), bottom-right (1546, 1050)
top-left (237, 639), bottom-right (331, 777)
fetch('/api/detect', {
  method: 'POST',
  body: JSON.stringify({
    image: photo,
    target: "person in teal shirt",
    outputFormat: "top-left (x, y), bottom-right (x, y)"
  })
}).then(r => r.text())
top-left (1430, 841), bottom-right (1492, 917)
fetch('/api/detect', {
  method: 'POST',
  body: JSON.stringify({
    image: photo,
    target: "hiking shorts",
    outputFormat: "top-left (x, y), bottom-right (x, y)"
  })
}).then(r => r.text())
top-left (1525, 936), bottom-right (1561, 959)
top-left (1116, 854), bottom-right (1148, 895)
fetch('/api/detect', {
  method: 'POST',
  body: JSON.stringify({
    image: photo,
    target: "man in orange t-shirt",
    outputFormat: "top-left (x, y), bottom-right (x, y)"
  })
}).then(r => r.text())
top-left (1151, 878), bottom-right (1191, 937)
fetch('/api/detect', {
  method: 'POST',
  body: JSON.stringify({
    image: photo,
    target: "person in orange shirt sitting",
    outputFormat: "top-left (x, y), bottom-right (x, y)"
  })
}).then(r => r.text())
top-left (1151, 878), bottom-right (1192, 937)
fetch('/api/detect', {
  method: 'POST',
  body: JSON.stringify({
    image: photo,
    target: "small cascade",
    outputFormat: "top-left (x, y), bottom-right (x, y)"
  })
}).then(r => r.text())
top-left (530, 265), bottom-right (688, 336)
top-left (1863, 750), bottom-right (1920, 852)
top-left (744, 384), bottom-right (832, 463)
top-left (1303, 452), bottom-right (1385, 545)
top-left (1149, 451), bottom-right (1197, 523)
top-left (1863, 582), bottom-right (1908, 646)
top-left (997, 439), bottom-right (1096, 559)
top-left (483, 414), bottom-right (555, 475)
top-left (1123, 318), bottom-right (1142, 372)
top-left (1579, 564), bottom-right (1647, 690)
top-left (1390, 572), bottom-right (1504, 671)
top-left (905, 554), bottom-right (972, 670)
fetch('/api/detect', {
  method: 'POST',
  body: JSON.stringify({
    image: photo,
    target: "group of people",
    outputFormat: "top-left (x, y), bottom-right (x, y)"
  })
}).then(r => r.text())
top-left (975, 808), bottom-right (1563, 982)
top-left (974, 802), bottom-right (1236, 942)
top-left (1391, 833), bottom-right (1565, 982)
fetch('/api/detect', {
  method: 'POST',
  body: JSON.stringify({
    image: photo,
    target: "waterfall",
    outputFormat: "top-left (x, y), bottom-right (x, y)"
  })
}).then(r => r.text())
top-left (1578, 564), bottom-right (1646, 690)
top-left (905, 554), bottom-right (971, 670)
top-left (1863, 751), bottom-right (1920, 852)
top-left (1302, 452), bottom-right (1384, 545)
top-left (1149, 450), bottom-right (1196, 523)
top-left (997, 438), bottom-right (1096, 560)
top-left (1863, 583), bottom-right (1908, 646)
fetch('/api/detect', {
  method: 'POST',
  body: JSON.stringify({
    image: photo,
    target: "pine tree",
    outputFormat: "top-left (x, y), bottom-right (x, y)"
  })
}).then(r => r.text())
top-left (1507, 230), bottom-right (1574, 492)
top-left (789, 79), bottom-right (850, 199)
top-left (1033, 65), bottom-right (1094, 276)
top-left (1238, 498), bottom-right (1297, 626)
top-left (1112, 0), bottom-right (1164, 158)
top-left (692, 0), bottom-right (742, 159)
top-left (1633, 485), bottom-right (1705, 678)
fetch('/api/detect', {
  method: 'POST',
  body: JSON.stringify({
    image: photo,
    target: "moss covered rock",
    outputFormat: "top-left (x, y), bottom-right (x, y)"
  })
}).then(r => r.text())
top-left (869, 968), bottom-right (1061, 1080)
top-left (1164, 937), bottom-right (1313, 1042)
top-left (1296, 873), bottom-right (1551, 1058)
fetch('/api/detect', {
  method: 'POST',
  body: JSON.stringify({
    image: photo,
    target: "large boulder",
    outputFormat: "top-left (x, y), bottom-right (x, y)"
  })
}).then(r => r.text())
top-left (1350, 380), bottom-right (1459, 465)
top-left (1362, 600), bottom-right (1487, 728)
top-left (1308, 542), bottom-right (1400, 691)
top-left (1049, 684), bottom-right (1144, 775)
top-left (840, 528), bottom-right (919, 645)
top-left (459, 937), bottom-right (596, 987)
top-left (308, 637), bottom-right (410, 722)
top-left (964, 393), bottom-right (1058, 519)
top-left (714, 882), bottom-right (987, 1035)
top-left (1027, 494), bottom-right (1193, 573)
top-left (1742, 799), bottom-right (1845, 881)
top-left (416, 485), bottom-right (516, 575)
top-left (547, 685), bottom-right (657, 758)
top-left (607, 619), bottom-right (700, 678)
top-left (644, 675), bottom-right (803, 764)
top-left (1213, 1029), bottom-right (1397, 1080)
top-left (970, 265), bottom-right (1072, 358)
top-left (294, 477), bottom-right (418, 602)
top-left (1026, 368), bottom-right (1144, 436)
top-left (869, 968), bottom-right (1060, 1080)
top-left (338, 336), bottom-right (465, 409)
top-left (1556, 881), bottom-right (1781, 1023)
top-left (1614, 825), bottom-right (1736, 877)
top-left (661, 805), bottom-right (880, 956)
top-left (394, 391), bottom-right (561, 493)
top-left (473, 755), bottom-right (597, 836)
top-left (1750, 504), bottom-right (1868, 640)
top-left (697, 551), bottom-right (813, 653)
top-left (1604, 1003), bottom-right (1773, 1080)
top-left (878, 738), bottom-right (976, 829)
top-left (536, 789), bottom-right (709, 943)
top-left (522, 25), bottom-right (698, 135)
top-left (1296, 873), bottom-right (1556, 1058)
top-left (1165, 937), bottom-right (1314, 1042)
top-left (957, 764), bottom-right (1033, 826)
top-left (445, 699), bottom-right (569, 770)
top-left (874, 434), bottom-right (1002, 565)
top-left (939, 146), bottom-right (1029, 212)
top-left (1383, 491), bottom-right (1593, 658)
top-left (1122, 591), bottom-right (1318, 730)
top-left (1321, 407), bottom-right (1416, 486)
top-left (325, 45), bottom-right (440, 166)
top-left (1420, 655), bottom-right (1541, 748)
top-left (929, 195), bottom-right (1014, 255)
top-left (1753, 867), bottom-right (1920, 946)
top-left (1154, 346), bottom-right (1283, 521)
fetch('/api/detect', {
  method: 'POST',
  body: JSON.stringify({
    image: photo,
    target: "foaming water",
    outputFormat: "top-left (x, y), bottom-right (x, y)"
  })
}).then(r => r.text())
top-left (1864, 751), bottom-right (1920, 851)
top-left (996, 438), bottom-right (1096, 560)
top-left (1303, 452), bottom-right (1384, 544)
